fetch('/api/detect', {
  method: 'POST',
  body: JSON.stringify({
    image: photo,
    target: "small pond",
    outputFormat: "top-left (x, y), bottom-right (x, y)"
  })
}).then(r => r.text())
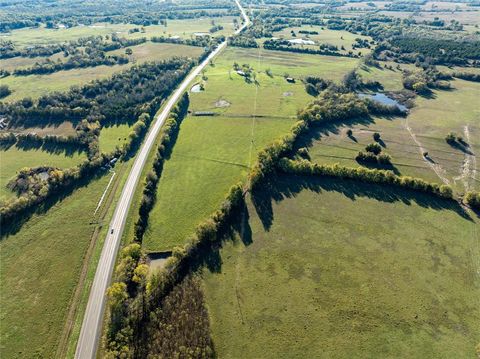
top-left (359, 93), bottom-right (407, 112)
top-left (191, 83), bottom-right (203, 93)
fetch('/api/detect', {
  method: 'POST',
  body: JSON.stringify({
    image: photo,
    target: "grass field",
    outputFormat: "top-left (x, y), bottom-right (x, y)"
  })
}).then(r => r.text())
top-left (2, 16), bottom-right (239, 49)
top-left (357, 63), bottom-right (406, 92)
top-left (406, 79), bottom-right (480, 192)
top-left (99, 123), bottom-right (133, 154)
top-left (297, 114), bottom-right (442, 184)
top-left (0, 145), bottom-right (86, 202)
top-left (0, 171), bottom-right (114, 359)
top-left (219, 47), bottom-right (360, 81)
top-left (270, 26), bottom-right (373, 56)
top-left (301, 78), bottom-right (479, 194)
top-left (143, 47), bottom-right (360, 251)
top-left (143, 116), bottom-right (294, 252)
top-left (202, 175), bottom-right (479, 358)
top-left (0, 64), bottom-right (129, 102)
top-left (108, 42), bottom-right (203, 64)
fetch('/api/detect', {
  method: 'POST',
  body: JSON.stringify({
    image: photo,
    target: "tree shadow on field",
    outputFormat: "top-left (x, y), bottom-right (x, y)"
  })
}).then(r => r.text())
top-left (0, 170), bottom-right (107, 239)
top-left (15, 139), bottom-right (86, 157)
top-left (251, 173), bottom-right (473, 232)
top-left (293, 116), bottom-right (382, 153)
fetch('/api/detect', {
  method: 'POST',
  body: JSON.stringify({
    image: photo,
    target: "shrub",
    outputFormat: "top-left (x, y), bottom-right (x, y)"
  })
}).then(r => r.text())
top-left (373, 132), bottom-right (381, 141)
top-left (445, 132), bottom-right (457, 144)
top-left (365, 142), bottom-right (382, 155)
top-left (464, 191), bottom-right (480, 210)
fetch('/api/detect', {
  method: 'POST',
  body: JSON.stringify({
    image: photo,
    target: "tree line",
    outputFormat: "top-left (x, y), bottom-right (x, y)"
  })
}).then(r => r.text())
top-left (1, 58), bottom-right (194, 128)
top-left (0, 0), bottom-right (238, 32)
top-left (278, 158), bottom-right (453, 199)
top-left (263, 38), bottom-right (359, 58)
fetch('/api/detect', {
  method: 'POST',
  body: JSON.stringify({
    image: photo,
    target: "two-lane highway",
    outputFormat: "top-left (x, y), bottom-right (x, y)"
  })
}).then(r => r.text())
top-left (74, 1), bottom-right (250, 358)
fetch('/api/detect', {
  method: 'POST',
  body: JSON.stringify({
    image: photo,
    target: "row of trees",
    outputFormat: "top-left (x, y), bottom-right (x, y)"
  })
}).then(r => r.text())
top-left (263, 38), bottom-right (359, 58)
top-left (1, 58), bottom-right (193, 128)
top-left (1, 35), bottom-right (145, 60)
top-left (0, 153), bottom-right (111, 225)
top-left (106, 180), bottom-right (244, 357)
top-left (151, 35), bottom-right (224, 48)
top-left (277, 158), bottom-right (453, 199)
top-left (12, 52), bottom-right (129, 76)
top-left (0, 0), bottom-right (238, 33)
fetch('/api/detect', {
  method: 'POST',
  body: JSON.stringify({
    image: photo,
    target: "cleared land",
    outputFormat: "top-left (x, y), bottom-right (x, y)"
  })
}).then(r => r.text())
top-left (0, 145), bottom-right (86, 202)
top-left (202, 175), bottom-right (479, 358)
top-left (142, 47), bottom-right (360, 251)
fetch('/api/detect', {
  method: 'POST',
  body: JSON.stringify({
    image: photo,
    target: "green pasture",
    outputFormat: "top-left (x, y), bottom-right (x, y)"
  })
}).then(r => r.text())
top-left (298, 115), bottom-right (442, 185)
top-left (270, 26), bottom-right (373, 55)
top-left (0, 172), bottom-right (113, 359)
top-left (0, 145), bottom-right (86, 202)
top-left (407, 79), bottom-right (480, 192)
top-left (99, 123), bottom-right (133, 154)
top-left (301, 78), bottom-right (479, 193)
top-left (202, 175), bottom-right (479, 358)
top-left (2, 16), bottom-right (239, 50)
top-left (219, 46), bottom-right (360, 81)
top-left (143, 46), bottom-right (361, 251)
top-left (143, 115), bottom-right (294, 252)
top-left (0, 64), bottom-right (129, 101)
top-left (108, 42), bottom-right (203, 64)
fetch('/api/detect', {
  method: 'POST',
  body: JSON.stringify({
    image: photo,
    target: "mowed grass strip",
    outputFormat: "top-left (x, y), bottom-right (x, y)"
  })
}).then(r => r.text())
top-left (142, 115), bottom-right (294, 252)
top-left (0, 145), bottom-right (86, 202)
top-left (202, 175), bottom-right (479, 358)
top-left (0, 173), bottom-right (112, 359)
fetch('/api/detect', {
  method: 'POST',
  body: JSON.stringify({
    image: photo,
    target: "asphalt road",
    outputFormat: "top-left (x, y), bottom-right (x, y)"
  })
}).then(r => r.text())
top-left (74, 2), bottom-right (249, 358)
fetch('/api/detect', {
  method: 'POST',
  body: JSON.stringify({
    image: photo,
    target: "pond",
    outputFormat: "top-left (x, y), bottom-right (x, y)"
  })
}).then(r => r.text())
top-left (190, 83), bottom-right (203, 93)
top-left (359, 92), bottom-right (408, 112)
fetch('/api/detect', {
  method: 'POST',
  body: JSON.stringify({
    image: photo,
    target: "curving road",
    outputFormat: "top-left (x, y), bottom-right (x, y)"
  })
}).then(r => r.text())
top-left (74, 2), bottom-right (249, 358)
